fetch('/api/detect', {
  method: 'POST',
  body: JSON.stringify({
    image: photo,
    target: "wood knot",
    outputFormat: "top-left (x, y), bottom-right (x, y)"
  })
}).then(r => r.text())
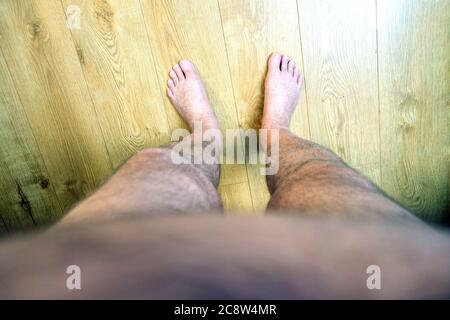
top-left (40, 178), bottom-right (50, 189)
top-left (26, 20), bottom-right (49, 46)
top-left (76, 46), bottom-right (85, 64)
top-left (398, 93), bottom-right (419, 130)
top-left (65, 179), bottom-right (77, 189)
top-left (94, 0), bottom-right (114, 30)
top-left (28, 21), bottom-right (41, 36)
top-left (16, 183), bottom-right (35, 224)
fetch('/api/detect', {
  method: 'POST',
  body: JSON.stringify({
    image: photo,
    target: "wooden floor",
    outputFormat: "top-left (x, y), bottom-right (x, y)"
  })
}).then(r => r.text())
top-left (0, 0), bottom-right (448, 233)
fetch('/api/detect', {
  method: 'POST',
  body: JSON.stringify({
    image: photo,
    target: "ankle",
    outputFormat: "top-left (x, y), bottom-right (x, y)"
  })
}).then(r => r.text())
top-left (188, 117), bottom-right (220, 132)
top-left (261, 118), bottom-right (290, 131)
top-left (203, 118), bottom-right (221, 132)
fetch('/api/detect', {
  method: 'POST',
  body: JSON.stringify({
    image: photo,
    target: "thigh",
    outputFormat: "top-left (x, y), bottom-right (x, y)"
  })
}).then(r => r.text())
top-left (60, 148), bottom-right (222, 225)
top-left (1, 215), bottom-right (449, 299)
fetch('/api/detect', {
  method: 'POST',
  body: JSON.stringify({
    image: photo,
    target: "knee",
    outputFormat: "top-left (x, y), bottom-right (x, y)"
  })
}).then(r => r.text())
top-left (130, 147), bottom-right (170, 163)
top-left (118, 148), bottom-right (172, 173)
top-left (137, 147), bottom-right (169, 158)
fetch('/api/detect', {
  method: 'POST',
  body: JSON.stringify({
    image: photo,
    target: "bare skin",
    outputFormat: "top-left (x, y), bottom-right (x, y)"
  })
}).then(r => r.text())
top-left (61, 60), bottom-right (223, 225)
top-left (0, 55), bottom-right (449, 299)
top-left (167, 60), bottom-right (220, 131)
top-left (262, 53), bottom-right (302, 130)
top-left (262, 53), bottom-right (413, 218)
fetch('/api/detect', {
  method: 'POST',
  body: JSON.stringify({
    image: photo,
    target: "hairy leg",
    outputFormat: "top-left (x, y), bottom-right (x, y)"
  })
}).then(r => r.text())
top-left (61, 147), bottom-right (222, 225)
top-left (61, 60), bottom-right (222, 225)
top-left (1, 55), bottom-right (447, 300)
top-left (266, 129), bottom-right (413, 218)
top-left (262, 53), bottom-right (413, 219)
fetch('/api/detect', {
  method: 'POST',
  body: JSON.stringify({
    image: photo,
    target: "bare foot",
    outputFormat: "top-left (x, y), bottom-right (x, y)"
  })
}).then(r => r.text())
top-left (166, 60), bottom-right (220, 131)
top-left (261, 53), bottom-right (303, 130)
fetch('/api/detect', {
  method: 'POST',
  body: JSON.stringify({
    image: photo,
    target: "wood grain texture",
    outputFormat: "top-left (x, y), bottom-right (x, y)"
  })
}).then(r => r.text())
top-left (61, 0), bottom-right (171, 168)
top-left (298, 0), bottom-right (380, 184)
top-left (0, 50), bottom-right (62, 229)
top-left (0, 217), bottom-right (7, 235)
top-left (219, 0), bottom-right (310, 136)
top-left (0, 0), bottom-right (448, 229)
top-left (218, 182), bottom-right (254, 213)
top-left (140, 0), bottom-right (252, 208)
top-left (377, 0), bottom-right (449, 221)
top-left (0, 0), bottom-right (112, 215)
top-left (219, 0), bottom-right (310, 211)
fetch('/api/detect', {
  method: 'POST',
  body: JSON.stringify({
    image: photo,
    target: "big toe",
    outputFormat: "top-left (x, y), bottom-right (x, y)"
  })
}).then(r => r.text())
top-left (268, 53), bottom-right (282, 72)
top-left (179, 59), bottom-right (197, 78)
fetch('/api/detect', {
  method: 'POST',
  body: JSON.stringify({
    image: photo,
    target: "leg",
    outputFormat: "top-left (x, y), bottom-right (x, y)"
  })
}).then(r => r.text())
top-left (1, 56), bottom-right (448, 299)
top-left (262, 53), bottom-right (413, 219)
top-left (61, 60), bottom-right (223, 225)
top-left (2, 215), bottom-right (450, 299)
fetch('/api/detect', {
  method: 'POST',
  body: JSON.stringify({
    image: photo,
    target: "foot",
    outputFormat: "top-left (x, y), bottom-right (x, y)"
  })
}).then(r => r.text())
top-left (261, 53), bottom-right (303, 130)
top-left (166, 60), bottom-right (220, 131)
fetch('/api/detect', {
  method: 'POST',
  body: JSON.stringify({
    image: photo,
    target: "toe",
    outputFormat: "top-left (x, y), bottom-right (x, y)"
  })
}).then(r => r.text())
top-left (169, 70), bottom-right (179, 85)
top-left (288, 60), bottom-right (296, 76)
top-left (173, 64), bottom-right (185, 80)
top-left (293, 65), bottom-right (299, 79)
top-left (297, 74), bottom-right (303, 86)
top-left (166, 88), bottom-right (175, 100)
top-left (179, 59), bottom-right (197, 78)
top-left (281, 55), bottom-right (290, 72)
top-left (167, 79), bottom-right (175, 90)
top-left (268, 53), bottom-right (282, 72)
